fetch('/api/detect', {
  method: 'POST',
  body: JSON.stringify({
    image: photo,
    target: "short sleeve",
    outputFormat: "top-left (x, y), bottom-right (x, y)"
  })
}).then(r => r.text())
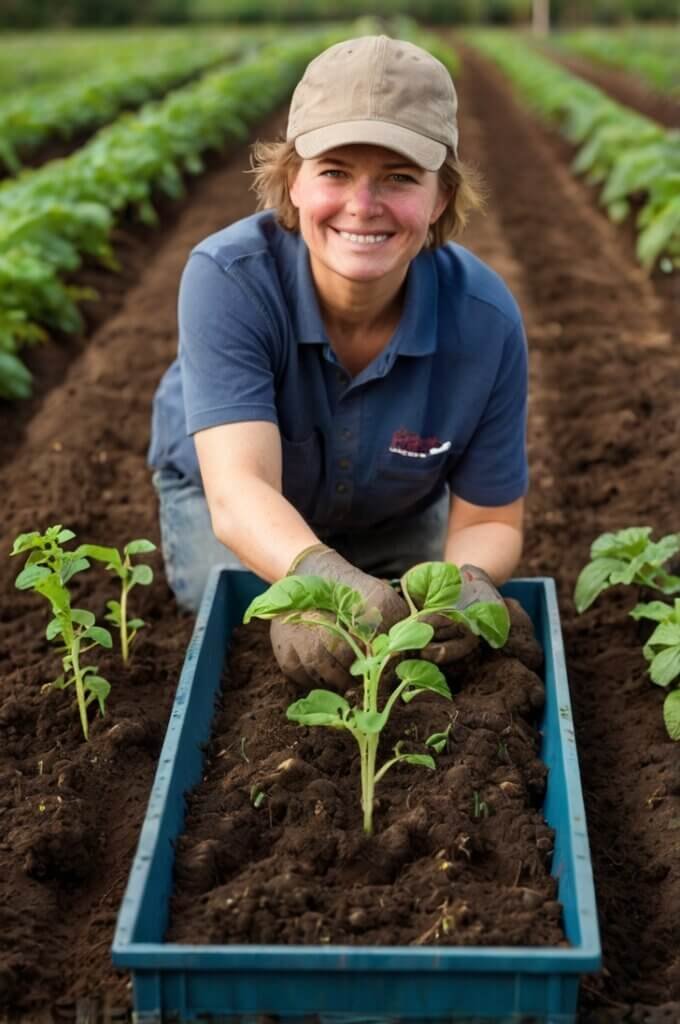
top-left (448, 321), bottom-right (529, 506)
top-left (179, 252), bottom-right (280, 436)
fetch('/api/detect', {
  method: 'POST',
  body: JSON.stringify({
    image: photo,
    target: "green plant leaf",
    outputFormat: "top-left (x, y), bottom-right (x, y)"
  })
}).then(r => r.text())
top-left (663, 689), bottom-right (680, 741)
top-left (426, 726), bottom-right (451, 753)
top-left (396, 659), bottom-right (452, 699)
top-left (647, 621), bottom-right (680, 649)
top-left (125, 539), bottom-right (156, 555)
top-left (130, 564), bottom-right (153, 586)
top-left (85, 675), bottom-right (111, 714)
top-left (574, 557), bottom-right (624, 611)
top-left (76, 544), bottom-right (121, 570)
top-left (71, 608), bottom-right (95, 627)
top-left (243, 575), bottom-right (334, 622)
top-left (82, 626), bottom-right (113, 648)
top-left (402, 561), bottom-right (462, 611)
top-left (15, 564), bottom-right (50, 590)
top-left (649, 646), bottom-right (680, 687)
top-left (10, 531), bottom-right (41, 555)
top-left (461, 602), bottom-right (510, 648)
top-left (385, 619), bottom-right (434, 653)
top-left (61, 556), bottom-right (90, 584)
top-left (57, 529), bottom-right (76, 543)
top-left (286, 689), bottom-right (350, 728)
top-left (630, 601), bottom-right (675, 622)
top-left (46, 616), bottom-right (63, 641)
top-left (396, 752), bottom-right (436, 770)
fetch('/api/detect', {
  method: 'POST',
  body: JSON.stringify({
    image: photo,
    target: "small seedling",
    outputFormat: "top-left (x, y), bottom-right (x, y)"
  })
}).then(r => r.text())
top-left (426, 723), bottom-right (452, 754)
top-left (250, 783), bottom-right (266, 809)
top-left (574, 526), bottom-right (680, 613)
top-left (11, 526), bottom-right (112, 741)
top-left (472, 791), bottom-right (490, 819)
top-left (239, 736), bottom-right (250, 763)
top-left (575, 527), bottom-right (680, 741)
top-left (77, 539), bottom-right (156, 661)
top-left (244, 561), bottom-right (509, 834)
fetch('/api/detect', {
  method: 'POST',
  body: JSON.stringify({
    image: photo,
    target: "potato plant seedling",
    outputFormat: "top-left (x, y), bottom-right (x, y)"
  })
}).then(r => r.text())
top-left (10, 525), bottom-right (156, 739)
top-left (245, 561), bottom-right (510, 834)
top-left (575, 526), bottom-right (680, 740)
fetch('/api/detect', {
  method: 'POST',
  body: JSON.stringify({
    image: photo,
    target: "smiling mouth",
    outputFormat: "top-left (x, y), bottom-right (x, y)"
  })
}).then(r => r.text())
top-left (332, 228), bottom-right (392, 245)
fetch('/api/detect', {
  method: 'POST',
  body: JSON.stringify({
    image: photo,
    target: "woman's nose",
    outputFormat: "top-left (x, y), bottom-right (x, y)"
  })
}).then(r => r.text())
top-left (346, 180), bottom-right (383, 215)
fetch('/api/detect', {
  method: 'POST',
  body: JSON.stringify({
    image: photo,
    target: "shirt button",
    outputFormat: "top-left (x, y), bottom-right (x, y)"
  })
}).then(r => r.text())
top-left (338, 457), bottom-right (351, 471)
top-left (336, 482), bottom-right (347, 494)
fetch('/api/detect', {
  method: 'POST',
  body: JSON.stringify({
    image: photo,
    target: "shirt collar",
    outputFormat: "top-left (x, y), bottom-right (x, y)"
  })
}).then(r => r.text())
top-left (291, 233), bottom-right (439, 358)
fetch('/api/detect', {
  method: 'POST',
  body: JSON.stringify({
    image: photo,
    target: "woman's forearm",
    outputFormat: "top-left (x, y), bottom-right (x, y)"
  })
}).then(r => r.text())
top-left (444, 520), bottom-right (523, 585)
top-left (209, 477), bottom-right (319, 582)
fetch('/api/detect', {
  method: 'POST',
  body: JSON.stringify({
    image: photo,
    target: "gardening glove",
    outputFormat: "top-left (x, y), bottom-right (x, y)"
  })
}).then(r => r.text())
top-left (270, 543), bottom-right (408, 691)
top-left (420, 564), bottom-right (505, 666)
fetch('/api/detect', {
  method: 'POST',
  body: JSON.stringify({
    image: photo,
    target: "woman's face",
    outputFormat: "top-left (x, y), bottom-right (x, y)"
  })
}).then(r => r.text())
top-left (289, 144), bottom-right (449, 292)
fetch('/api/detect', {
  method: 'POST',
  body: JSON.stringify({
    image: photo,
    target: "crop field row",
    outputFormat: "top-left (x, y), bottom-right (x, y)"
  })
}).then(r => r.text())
top-left (0, 22), bottom-right (677, 1023)
top-left (466, 31), bottom-right (680, 273)
top-left (0, 30), bottom-right (263, 175)
top-left (554, 25), bottom-right (680, 96)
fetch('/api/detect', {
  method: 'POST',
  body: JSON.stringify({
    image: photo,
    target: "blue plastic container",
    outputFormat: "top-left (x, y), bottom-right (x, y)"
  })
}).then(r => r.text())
top-left (112, 569), bottom-right (600, 1023)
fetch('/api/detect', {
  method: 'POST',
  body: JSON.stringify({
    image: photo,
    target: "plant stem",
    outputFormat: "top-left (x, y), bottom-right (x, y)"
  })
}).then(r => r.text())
top-left (69, 639), bottom-right (89, 741)
top-left (120, 581), bottom-right (129, 662)
top-left (362, 734), bottom-right (379, 834)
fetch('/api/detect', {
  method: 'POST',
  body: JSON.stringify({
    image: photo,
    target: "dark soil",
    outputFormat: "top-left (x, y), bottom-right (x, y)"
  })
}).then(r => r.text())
top-left (0, 43), bottom-right (677, 1024)
top-left (168, 606), bottom-right (563, 949)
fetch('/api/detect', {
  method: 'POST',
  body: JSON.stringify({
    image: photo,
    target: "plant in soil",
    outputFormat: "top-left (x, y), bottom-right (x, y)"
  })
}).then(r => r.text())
top-left (11, 525), bottom-right (113, 741)
top-left (75, 538), bottom-right (156, 661)
top-left (575, 526), bottom-right (680, 740)
top-left (244, 561), bottom-right (510, 834)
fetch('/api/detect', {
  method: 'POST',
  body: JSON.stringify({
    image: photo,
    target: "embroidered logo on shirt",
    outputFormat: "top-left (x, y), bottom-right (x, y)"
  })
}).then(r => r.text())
top-left (389, 428), bottom-right (451, 459)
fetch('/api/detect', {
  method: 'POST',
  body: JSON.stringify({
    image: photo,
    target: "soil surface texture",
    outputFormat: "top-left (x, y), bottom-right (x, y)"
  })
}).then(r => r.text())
top-left (0, 43), bottom-right (678, 1024)
top-left (169, 607), bottom-right (562, 949)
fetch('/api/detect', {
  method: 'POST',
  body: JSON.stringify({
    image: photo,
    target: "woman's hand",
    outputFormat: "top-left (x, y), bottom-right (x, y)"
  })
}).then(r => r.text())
top-left (270, 544), bottom-right (408, 690)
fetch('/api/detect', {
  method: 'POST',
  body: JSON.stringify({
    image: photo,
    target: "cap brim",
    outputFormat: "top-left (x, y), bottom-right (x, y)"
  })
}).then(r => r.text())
top-left (294, 120), bottom-right (449, 171)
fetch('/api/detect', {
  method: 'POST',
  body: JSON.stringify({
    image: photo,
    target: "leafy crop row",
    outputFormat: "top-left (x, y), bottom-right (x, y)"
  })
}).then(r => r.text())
top-left (0, 27), bottom-right (233, 91)
top-left (0, 33), bottom-right (263, 175)
top-left (554, 26), bottom-right (680, 96)
top-left (0, 24), bottom-right (357, 401)
top-left (466, 31), bottom-right (680, 274)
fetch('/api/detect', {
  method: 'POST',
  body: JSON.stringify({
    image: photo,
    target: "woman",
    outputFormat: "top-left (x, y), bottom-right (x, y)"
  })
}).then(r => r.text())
top-left (148, 35), bottom-right (528, 687)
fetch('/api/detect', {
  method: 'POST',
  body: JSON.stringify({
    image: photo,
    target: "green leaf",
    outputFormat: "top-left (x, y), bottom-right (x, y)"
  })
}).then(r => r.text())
top-left (647, 621), bottom-right (680, 649)
top-left (46, 617), bottom-right (63, 641)
top-left (649, 646), bottom-right (680, 687)
top-left (127, 617), bottom-right (145, 630)
top-left (426, 726), bottom-right (451, 754)
top-left (10, 531), bottom-right (41, 555)
top-left (130, 563), bottom-right (153, 586)
top-left (460, 602), bottom-right (510, 648)
top-left (15, 564), bottom-right (50, 590)
top-left (396, 752), bottom-right (436, 771)
top-left (243, 575), bottom-right (334, 622)
top-left (396, 659), bottom-right (452, 699)
top-left (351, 709), bottom-right (387, 734)
top-left (71, 608), bottom-right (95, 627)
top-left (57, 529), bottom-right (76, 544)
top-left (385, 619), bottom-right (434, 653)
top-left (82, 626), bottom-right (113, 648)
top-left (61, 557), bottom-right (90, 584)
top-left (76, 544), bottom-right (121, 570)
top-left (574, 557), bottom-right (624, 611)
top-left (402, 562), bottom-right (462, 611)
top-left (630, 601), bottom-right (675, 623)
top-left (286, 689), bottom-right (350, 728)
top-left (663, 689), bottom-right (680, 741)
top-left (85, 675), bottom-right (111, 714)
top-left (125, 539), bottom-right (156, 555)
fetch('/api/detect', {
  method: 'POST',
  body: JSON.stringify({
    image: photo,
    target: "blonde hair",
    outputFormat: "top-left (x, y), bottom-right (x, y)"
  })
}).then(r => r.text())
top-left (249, 138), bottom-right (485, 248)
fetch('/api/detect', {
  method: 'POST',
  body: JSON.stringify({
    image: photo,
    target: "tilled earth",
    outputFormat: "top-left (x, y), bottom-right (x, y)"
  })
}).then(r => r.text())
top-left (0, 47), bottom-right (678, 1024)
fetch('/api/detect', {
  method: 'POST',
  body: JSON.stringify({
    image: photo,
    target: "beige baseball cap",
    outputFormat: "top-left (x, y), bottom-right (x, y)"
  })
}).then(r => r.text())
top-left (286, 35), bottom-right (458, 172)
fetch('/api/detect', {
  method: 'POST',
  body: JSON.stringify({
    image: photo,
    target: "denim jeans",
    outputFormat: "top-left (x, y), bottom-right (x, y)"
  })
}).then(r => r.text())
top-left (152, 467), bottom-right (449, 613)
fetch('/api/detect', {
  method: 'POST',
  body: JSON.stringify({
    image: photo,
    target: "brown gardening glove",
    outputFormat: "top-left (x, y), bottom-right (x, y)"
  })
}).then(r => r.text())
top-left (420, 564), bottom-right (505, 666)
top-left (270, 543), bottom-right (408, 692)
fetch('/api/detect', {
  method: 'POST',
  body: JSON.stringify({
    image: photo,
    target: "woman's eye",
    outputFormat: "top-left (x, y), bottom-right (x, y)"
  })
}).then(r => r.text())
top-left (390, 173), bottom-right (416, 184)
top-left (320, 169), bottom-right (345, 178)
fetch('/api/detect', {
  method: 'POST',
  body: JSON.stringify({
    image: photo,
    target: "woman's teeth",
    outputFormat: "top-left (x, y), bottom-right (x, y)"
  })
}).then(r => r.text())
top-left (337, 231), bottom-right (389, 245)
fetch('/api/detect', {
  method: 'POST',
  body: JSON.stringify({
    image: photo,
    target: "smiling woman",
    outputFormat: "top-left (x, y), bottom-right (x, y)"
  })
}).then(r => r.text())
top-left (147, 34), bottom-right (529, 690)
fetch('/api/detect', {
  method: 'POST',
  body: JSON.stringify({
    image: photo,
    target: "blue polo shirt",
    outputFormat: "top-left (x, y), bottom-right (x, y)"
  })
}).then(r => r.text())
top-left (148, 210), bottom-right (528, 531)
